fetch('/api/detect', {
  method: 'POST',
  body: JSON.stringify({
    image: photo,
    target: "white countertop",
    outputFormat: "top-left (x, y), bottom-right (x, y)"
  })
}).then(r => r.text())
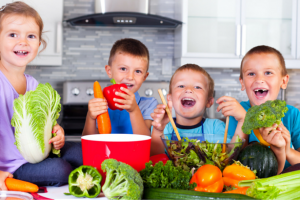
top-left (40, 185), bottom-right (107, 200)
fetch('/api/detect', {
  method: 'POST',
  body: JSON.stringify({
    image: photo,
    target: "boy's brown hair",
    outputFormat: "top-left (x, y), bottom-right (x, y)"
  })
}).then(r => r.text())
top-left (0, 1), bottom-right (46, 52)
top-left (240, 45), bottom-right (287, 79)
top-left (108, 38), bottom-right (149, 70)
top-left (169, 64), bottom-right (214, 98)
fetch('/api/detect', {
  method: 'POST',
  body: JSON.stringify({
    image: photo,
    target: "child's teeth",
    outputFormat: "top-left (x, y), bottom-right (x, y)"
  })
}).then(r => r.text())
top-left (182, 98), bottom-right (194, 101)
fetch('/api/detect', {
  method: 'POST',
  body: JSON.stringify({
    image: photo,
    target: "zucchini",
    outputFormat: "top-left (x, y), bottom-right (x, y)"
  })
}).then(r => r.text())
top-left (143, 188), bottom-right (255, 200)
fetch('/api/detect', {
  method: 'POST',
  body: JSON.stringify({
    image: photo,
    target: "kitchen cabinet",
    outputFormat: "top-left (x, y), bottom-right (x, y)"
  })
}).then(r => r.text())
top-left (8, 0), bottom-right (63, 66)
top-left (174, 0), bottom-right (300, 68)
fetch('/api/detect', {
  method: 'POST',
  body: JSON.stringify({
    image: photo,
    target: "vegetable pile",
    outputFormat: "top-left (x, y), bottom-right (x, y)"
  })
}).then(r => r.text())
top-left (165, 137), bottom-right (243, 171)
top-left (139, 160), bottom-right (196, 190)
top-left (242, 100), bottom-right (288, 135)
top-left (11, 83), bottom-right (61, 163)
top-left (102, 159), bottom-right (144, 200)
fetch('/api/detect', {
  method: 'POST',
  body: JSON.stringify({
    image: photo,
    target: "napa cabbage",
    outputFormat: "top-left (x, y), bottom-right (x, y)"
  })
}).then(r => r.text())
top-left (11, 83), bottom-right (61, 163)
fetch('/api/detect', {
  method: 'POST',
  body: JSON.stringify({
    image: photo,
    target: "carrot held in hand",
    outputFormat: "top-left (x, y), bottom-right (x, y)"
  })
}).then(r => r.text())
top-left (5, 177), bottom-right (39, 193)
top-left (93, 81), bottom-right (112, 134)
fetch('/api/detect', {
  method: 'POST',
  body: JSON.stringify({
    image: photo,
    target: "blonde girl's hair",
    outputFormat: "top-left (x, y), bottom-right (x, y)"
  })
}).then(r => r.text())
top-left (0, 1), bottom-right (47, 53)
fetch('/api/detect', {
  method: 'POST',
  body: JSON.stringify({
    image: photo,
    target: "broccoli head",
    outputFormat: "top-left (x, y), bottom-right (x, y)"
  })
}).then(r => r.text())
top-left (242, 100), bottom-right (288, 135)
top-left (101, 159), bottom-right (143, 200)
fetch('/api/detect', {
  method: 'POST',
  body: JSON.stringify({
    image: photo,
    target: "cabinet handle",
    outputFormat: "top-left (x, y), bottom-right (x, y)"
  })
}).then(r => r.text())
top-left (241, 25), bottom-right (247, 56)
top-left (236, 25), bottom-right (241, 56)
top-left (56, 22), bottom-right (62, 54)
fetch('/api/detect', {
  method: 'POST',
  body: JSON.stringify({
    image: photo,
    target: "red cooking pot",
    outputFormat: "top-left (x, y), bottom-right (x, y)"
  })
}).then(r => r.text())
top-left (81, 134), bottom-right (151, 185)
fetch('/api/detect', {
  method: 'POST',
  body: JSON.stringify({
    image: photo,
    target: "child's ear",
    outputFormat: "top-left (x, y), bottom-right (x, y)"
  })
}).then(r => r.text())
top-left (105, 65), bottom-right (113, 78)
top-left (280, 74), bottom-right (289, 89)
top-left (143, 72), bottom-right (149, 81)
top-left (206, 97), bottom-right (214, 108)
top-left (239, 77), bottom-right (246, 91)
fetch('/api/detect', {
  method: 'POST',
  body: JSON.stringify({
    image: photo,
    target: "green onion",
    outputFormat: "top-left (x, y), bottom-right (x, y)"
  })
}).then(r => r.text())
top-left (238, 170), bottom-right (300, 200)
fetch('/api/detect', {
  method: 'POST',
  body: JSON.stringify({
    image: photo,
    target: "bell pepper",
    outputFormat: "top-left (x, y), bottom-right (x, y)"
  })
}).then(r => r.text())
top-left (103, 79), bottom-right (128, 110)
top-left (222, 161), bottom-right (256, 189)
top-left (68, 165), bottom-right (102, 198)
top-left (150, 154), bottom-right (169, 166)
top-left (190, 164), bottom-right (224, 193)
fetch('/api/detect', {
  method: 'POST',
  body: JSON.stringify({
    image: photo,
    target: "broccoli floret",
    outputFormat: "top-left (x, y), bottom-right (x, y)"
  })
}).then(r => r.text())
top-left (101, 159), bottom-right (143, 200)
top-left (242, 100), bottom-right (288, 135)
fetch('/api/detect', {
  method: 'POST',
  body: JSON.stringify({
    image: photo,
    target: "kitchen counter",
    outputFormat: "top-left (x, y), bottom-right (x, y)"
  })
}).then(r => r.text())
top-left (38, 185), bottom-right (107, 200)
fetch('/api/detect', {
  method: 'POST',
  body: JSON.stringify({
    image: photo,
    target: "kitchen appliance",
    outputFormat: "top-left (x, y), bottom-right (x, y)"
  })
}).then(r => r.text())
top-left (61, 80), bottom-right (169, 142)
top-left (65, 0), bottom-right (181, 28)
top-left (81, 134), bottom-right (151, 185)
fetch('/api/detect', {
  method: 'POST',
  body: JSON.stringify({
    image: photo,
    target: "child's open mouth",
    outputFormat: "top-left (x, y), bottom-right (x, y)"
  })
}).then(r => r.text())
top-left (254, 89), bottom-right (269, 98)
top-left (14, 50), bottom-right (28, 56)
top-left (181, 98), bottom-right (196, 108)
top-left (125, 83), bottom-right (134, 89)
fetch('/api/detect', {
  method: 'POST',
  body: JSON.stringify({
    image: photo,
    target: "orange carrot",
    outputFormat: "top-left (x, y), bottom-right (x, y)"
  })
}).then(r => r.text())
top-left (94, 81), bottom-right (112, 134)
top-left (223, 187), bottom-right (249, 195)
top-left (5, 177), bottom-right (39, 193)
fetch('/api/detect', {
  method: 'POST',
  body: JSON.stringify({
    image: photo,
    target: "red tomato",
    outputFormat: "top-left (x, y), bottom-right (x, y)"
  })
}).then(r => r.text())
top-left (150, 154), bottom-right (169, 165)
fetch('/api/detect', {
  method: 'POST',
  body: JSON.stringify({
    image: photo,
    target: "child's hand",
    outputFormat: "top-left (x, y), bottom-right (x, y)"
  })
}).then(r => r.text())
top-left (278, 122), bottom-right (291, 156)
top-left (216, 96), bottom-right (246, 122)
top-left (150, 102), bottom-right (172, 132)
top-left (259, 123), bottom-right (286, 148)
top-left (114, 87), bottom-right (138, 112)
top-left (49, 124), bottom-right (65, 150)
top-left (87, 98), bottom-right (108, 120)
top-left (0, 171), bottom-right (13, 191)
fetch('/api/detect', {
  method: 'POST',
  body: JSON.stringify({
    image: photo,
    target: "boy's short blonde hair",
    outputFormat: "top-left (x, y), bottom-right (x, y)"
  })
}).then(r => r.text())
top-left (240, 45), bottom-right (287, 79)
top-left (108, 38), bottom-right (149, 70)
top-left (169, 64), bottom-right (214, 98)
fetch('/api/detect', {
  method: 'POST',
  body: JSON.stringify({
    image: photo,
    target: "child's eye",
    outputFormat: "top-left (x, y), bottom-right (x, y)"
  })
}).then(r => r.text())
top-left (9, 33), bottom-right (17, 38)
top-left (178, 85), bottom-right (184, 88)
top-left (265, 71), bottom-right (272, 75)
top-left (195, 86), bottom-right (201, 89)
top-left (28, 35), bottom-right (36, 39)
top-left (120, 67), bottom-right (126, 71)
top-left (248, 72), bottom-right (255, 76)
top-left (136, 70), bottom-right (142, 74)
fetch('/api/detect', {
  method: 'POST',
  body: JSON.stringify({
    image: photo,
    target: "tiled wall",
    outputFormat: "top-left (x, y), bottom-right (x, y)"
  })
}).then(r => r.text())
top-left (25, 0), bottom-right (300, 119)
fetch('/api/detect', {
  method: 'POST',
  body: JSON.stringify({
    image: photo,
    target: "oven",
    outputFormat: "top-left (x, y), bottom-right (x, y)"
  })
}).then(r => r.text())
top-left (61, 81), bottom-right (169, 142)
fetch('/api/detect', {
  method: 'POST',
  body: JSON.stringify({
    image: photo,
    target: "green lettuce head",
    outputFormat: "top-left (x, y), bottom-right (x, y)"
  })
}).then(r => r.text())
top-left (11, 83), bottom-right (61, 163)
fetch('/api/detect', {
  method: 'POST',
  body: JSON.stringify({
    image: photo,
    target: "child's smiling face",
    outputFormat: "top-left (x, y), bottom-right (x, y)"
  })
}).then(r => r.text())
top-left (167, 69), bottom-right (213, 123)
top-left (239, 53), bottom-right (289, 106)
top-left (105, 52), bottom-right (149, 93)
top-left (0, 15), bottom-right (40, 69)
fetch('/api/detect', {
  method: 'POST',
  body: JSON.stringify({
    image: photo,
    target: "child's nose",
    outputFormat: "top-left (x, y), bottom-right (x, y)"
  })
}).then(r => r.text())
top-left (185, 87), bottom-right (193, 93)
top-left (18, 38), bottom-right (28, 46)
top-left (127, 71), bottom-right (134, 80)
top-left (255, 74), bottom-right (265, 83)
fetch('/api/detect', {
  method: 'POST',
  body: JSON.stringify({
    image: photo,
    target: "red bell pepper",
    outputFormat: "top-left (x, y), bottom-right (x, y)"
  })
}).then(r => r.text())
top-left (103, 79), bottom-right (128, 110)
top-left (150, 154), bottom-right (169, 166)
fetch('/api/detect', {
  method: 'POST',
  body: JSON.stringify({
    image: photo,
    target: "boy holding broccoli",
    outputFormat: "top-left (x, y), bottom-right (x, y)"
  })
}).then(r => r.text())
top-left (217, 45), bottom-right (300, 174)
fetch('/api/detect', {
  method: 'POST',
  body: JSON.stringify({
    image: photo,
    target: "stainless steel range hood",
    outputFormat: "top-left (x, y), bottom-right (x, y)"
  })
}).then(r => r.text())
top-left (66, 0), bottom-right (182, 28)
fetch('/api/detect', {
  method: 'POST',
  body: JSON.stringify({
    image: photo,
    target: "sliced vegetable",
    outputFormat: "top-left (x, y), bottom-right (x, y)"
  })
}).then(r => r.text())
top-left (68, 165), bottom-right (102, 198)
top-left (5, 178), bottom-right (38, 193)
top-left (239, 170), bottom-right (300, 200)
top-left (103, 79), bottom-right (128, 110)
top-left (223, 161), bottom-right (256, 189)
top-left (143, 188), bottom-right (255, 199)
top-left (149, 154), bottom-right (169, 165)
top-left (190, 164), bottom-right (224, 193)
top-left (93, 81), bottom-right (111, 134)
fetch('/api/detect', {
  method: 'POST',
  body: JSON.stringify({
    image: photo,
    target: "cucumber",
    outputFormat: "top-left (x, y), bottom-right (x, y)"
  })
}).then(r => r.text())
top-left (143, 188), bottom-right (255, 200)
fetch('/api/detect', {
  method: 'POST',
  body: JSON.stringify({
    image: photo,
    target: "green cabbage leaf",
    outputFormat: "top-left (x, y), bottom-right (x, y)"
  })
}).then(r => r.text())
top-left (11, 83), bottom-right (61, 163)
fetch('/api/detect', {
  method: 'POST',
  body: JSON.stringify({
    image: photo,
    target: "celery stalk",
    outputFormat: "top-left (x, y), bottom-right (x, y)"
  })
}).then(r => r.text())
top-left (238, 170), bottom-right (300, 200)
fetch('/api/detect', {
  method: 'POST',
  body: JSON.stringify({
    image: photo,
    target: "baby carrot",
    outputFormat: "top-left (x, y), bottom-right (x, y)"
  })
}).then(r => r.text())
top-left (93, 81), bottom-right (112, 134)
top-left (223, 187), bottom-right (249, 195)
top-left (5, 177), bottom-right (39, 193)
